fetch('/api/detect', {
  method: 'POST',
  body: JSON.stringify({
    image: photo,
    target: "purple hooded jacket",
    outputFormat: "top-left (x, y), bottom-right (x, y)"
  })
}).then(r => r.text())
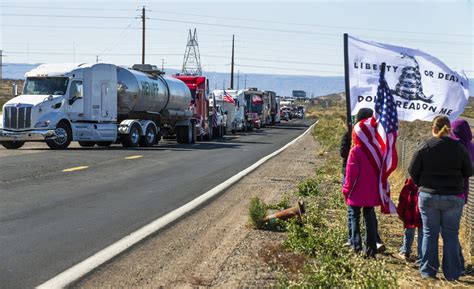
top-left (451, 119), bottom-right (474, 203)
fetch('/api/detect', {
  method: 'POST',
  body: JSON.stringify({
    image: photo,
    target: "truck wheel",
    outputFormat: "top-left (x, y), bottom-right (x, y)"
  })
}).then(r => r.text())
top-left (140, 124), bottom-right (156, 147)
top-left (191, 122), bottom-right (196, 144)
top-left (78, 141), bottom-right (95, 147)
top-left (187, 124), bottom-right (194, 144)
top-left (46, 122), bottom-right (72, 150)
top-left (96, 141), bottom-right (113, 147)
top-left (1, 141), bottom-right (25, 149)
top-left (176, 126), bottom-right (185, 144)
top-left (231, 129), bottom-right (236, 135)
top-left (122, 123), bottom-right (141, 147)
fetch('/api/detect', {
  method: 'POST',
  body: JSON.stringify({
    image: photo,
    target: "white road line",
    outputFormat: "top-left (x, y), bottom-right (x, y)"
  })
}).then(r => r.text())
top-left (36, 121), bottom-right (317, 289)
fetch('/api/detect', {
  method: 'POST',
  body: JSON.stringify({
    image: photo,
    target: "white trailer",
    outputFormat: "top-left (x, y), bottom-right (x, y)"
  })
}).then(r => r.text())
top-left (0, 63), bottom-right (196, 149)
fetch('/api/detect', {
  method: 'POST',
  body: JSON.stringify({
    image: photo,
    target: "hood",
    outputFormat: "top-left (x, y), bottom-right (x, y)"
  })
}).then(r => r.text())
top-left (4, 94), bottom-right (63, 107)
top-left (451, 119), bottom-right (472, 142)
top-left (451, 119), bottom-right (474, 160)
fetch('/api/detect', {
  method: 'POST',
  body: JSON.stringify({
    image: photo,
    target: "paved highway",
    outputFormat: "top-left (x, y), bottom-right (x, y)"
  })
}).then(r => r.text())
top-left (0, 119), bottom-right (313, 288)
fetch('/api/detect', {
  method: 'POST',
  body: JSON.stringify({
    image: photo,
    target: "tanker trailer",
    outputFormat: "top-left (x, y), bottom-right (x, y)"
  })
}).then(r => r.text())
top-left (0, 63), bottom-right (195, 150)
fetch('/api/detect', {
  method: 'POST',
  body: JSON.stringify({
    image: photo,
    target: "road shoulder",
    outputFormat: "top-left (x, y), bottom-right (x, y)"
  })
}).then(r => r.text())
top-left (76, 128), bottom-right (319, 288)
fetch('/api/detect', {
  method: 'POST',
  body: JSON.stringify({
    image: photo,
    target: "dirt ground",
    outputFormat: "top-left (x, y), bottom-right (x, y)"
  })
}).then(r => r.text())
top-left (75, 126), bottom-right (320, 288)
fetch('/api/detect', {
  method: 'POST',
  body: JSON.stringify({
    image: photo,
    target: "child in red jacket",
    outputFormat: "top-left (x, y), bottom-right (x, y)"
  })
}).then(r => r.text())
top-left (397, 178), bottom-right (423, 261)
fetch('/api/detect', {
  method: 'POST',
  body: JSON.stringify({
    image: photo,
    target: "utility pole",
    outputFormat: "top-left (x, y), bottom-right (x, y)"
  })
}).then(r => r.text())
top-left (237, 70), bottom-right (240, 90)
top-left (244, 74), bottom-right (247, 89)
top-left (141, 6), bottom-right (146, 64)
top-left (161, 58), bottom-right (165, 70)
top-left (0, 50), bottom-right (3, 80)
top-left (72, 41), bottom-right (75, 66)
top-left (96, 55), bottom-right (100, 63)
top-left (230, 34), bottom-right (235, 89)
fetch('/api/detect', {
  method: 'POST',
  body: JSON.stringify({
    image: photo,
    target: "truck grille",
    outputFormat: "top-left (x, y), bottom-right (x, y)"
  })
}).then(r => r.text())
top-left (3, 105), bottom-right (32, 129)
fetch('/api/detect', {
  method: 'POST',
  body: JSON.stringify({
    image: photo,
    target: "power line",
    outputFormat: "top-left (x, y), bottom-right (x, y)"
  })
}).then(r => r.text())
top-left (5, 4), bottom-right (471, 38)
top-left (3, 13), bottom-right (134, 19)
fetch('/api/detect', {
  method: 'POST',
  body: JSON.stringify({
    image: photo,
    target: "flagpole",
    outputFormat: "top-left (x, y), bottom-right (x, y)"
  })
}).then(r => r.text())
top-left (343, 33), bottom-right (352, 139)
top-left (380, 62), bottom-right (386, 79)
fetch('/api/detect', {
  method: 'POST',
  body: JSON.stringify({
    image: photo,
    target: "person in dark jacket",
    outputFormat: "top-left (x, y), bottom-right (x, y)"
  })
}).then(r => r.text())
top-left (408, 115), bottom-right (472, 281)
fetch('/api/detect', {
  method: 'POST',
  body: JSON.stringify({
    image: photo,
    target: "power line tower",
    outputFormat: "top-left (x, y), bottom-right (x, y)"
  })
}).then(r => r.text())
top-left (181, 28), bottom-right (202, 76)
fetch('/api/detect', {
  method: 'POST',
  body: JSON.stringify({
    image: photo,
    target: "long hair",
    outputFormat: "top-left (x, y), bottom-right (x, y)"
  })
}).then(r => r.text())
top-left (432, 115), bottom-right (451, 138)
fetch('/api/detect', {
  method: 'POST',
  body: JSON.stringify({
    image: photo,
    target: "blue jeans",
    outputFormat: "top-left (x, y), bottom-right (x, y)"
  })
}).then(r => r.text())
top-left (347, 206), bottom-right (383, 245)
top-left (400, 227), bottom-right (423, 260)
top-left (418, 192), bottom-right (464, 280)
top-left (348, 206), bottom-right (377, 257)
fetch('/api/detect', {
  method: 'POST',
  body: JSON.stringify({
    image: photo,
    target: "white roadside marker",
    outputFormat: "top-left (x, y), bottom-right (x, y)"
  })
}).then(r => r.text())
top-left (37, 121), bottom-right (317, 289)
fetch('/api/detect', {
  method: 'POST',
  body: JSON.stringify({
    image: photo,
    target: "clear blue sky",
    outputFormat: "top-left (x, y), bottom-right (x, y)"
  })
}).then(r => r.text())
top-left (1, 0), bottom-right (472, 77)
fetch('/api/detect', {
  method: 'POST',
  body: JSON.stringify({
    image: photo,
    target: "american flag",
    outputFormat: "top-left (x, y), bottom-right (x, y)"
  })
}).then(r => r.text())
top-left (211, 93), bottom-right (218, 128)
top-left (223, 90), bottom-right (235, 104)
top-left (353, 72), bottom-right (398, 214)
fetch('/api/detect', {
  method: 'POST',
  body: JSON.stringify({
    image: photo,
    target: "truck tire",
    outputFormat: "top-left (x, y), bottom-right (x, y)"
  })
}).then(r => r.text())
top-left (46, 122), bottom-right (72, 150)
top-left (1, 141), bottom-right (25, 149)
top-left (78, 141), bottom-right (95, 147)
top-left (191, 121), bottom-right (196, 144)
top-left (122, 123), bottom-right (141, 147)
top-left (96, 141), bottom-right (113, 147)
top-left (221, 125), bottom-right (225, 137)
top-left (176, 125), bottom-right (185, 144)
top-left (187, 124), bottom-right (194, 144)
top-left (140, 124), bottom-right (156, 147)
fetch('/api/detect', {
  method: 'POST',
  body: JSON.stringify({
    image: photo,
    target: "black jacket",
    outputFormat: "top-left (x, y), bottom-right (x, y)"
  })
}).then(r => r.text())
top-left (340, 131), bottom-right (351, 176)
top-left (408, 136), bottom-right (472, 195)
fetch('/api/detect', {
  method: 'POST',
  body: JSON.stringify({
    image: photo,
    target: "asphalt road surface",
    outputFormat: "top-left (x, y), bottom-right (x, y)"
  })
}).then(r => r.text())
top-left (0, 118), bottom-right (314, 289)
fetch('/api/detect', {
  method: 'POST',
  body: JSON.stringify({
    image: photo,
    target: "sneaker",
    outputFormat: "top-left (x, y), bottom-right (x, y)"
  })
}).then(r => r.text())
top-left (343, 241), bottom-right (352, 247)
top-left (398, 252), bottom-right (409, 260)
top-left (376, 243), bottom-right (386, 253)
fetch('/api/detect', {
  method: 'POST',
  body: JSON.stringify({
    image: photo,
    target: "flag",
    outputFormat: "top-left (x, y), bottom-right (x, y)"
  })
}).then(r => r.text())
top-left (354, 69), bottom-right (398, 214)
top-left (252, 95), bottom-right (263, 104)
top-left (211, 92), bottom-right (218, 128)
top-left (348, 35), bottom-right (469, 122)
top-left (223, 90), bottom-right (235, 104)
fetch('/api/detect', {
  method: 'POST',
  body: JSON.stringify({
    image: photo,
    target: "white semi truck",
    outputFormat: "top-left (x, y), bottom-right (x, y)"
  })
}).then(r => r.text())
top-left (0, 63), bottom-right (197, 149)
top-left (210, 89), bottom-right (247, 134)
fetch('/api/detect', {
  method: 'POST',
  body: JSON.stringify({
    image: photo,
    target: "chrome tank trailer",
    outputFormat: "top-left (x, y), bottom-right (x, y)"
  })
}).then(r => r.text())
top-left (116, 66), bottom-right (192, 119)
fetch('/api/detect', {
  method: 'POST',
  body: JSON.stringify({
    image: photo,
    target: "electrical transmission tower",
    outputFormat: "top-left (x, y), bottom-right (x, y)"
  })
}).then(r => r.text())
top-left (181, 28), bottom-right (202, 76)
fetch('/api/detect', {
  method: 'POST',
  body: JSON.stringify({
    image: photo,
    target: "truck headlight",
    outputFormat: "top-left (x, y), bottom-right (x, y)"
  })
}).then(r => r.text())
top-left (34, 120), bottom-right (50, 128)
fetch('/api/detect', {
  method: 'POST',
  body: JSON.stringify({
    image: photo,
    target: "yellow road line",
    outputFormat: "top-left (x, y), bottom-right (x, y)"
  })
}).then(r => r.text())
top-left (125, 155), bottom-right (143, 160)
top-left (62, 166), bottom-right (89, 172)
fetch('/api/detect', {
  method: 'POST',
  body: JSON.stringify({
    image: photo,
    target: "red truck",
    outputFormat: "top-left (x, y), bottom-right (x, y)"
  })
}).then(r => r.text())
top-left (172, 75), bottom-right (212, 140)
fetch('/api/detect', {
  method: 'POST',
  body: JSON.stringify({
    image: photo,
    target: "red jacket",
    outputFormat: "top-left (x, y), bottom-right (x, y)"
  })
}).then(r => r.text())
top-left (397, 178), bottom-right (422, 229)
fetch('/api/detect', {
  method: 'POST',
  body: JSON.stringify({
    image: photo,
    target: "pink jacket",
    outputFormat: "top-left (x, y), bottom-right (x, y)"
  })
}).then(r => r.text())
top-left (342, 145), bottom-right (382, 207)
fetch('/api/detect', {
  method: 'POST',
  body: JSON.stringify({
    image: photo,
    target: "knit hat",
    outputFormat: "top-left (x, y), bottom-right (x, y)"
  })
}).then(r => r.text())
top-left (356, 108), bottom-right (373, 123)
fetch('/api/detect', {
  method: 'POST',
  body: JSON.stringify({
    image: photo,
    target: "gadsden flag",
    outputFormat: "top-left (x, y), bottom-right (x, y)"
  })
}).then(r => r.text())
top-left (348, 35), bottom-right (469, 122)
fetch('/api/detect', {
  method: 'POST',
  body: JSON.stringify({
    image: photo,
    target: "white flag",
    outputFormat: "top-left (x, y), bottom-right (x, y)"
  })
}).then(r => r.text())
top-left (348, 35), bottom-right (469, 122)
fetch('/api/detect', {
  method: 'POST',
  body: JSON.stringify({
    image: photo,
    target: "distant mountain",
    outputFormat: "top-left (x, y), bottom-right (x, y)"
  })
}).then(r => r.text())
top-left (2, 63), bottom-right (473, 97)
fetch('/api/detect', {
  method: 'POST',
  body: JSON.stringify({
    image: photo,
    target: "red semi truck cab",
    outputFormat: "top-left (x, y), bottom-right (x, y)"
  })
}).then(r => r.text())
top-left (172, 75), bottom-right (211, 140)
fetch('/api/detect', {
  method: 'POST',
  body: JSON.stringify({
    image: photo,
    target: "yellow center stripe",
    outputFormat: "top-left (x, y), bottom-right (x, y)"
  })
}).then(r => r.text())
top-left (62, 166), bottom-right (89, 172)
top-left (125, 155), bottom-right (143, 160)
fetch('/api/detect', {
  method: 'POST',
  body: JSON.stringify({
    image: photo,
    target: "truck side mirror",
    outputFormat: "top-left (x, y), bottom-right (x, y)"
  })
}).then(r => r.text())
top-left (68, 96), bottom-right (77, 105)
top-left (12, 83), bottom-right (18, 96)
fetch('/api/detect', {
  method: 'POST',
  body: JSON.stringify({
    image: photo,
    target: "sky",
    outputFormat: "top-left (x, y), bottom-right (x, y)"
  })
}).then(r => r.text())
top-left (0, 0), bottom-right (473, 78)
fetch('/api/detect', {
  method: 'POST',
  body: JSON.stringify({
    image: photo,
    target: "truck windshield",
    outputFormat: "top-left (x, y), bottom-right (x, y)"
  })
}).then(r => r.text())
top-left (24, 77), bottom-right (69, 95)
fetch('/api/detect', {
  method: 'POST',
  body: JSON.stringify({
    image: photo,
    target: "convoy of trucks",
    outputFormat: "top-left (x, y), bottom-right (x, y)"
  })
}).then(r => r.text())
top-left (0, 63), bottom-right (303, 150)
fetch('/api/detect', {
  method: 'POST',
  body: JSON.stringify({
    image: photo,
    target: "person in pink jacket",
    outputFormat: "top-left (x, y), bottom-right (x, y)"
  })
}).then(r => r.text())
top-left (343, 129), bottom-right (381, 257)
